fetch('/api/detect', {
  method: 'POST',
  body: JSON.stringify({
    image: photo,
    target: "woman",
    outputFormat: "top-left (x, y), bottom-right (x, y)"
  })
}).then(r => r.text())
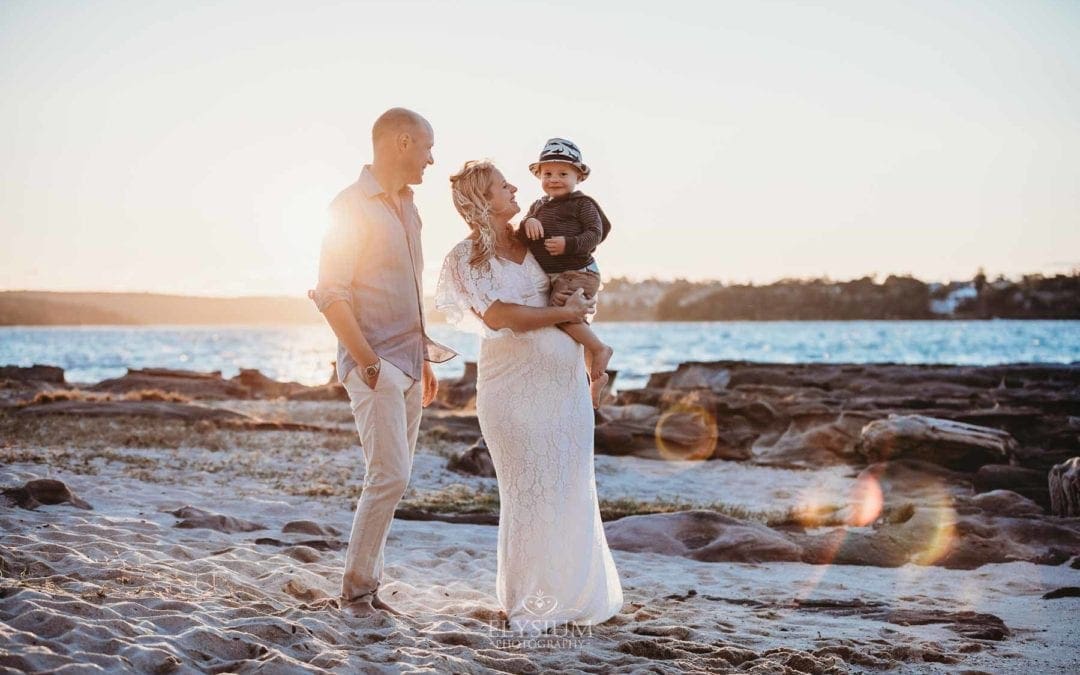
top-left (435, 160), bottom-right (623, 632)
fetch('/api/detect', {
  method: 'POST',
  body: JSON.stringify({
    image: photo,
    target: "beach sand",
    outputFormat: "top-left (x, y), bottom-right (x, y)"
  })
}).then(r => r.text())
top-left (2, 407), bottom-right (1078, 673)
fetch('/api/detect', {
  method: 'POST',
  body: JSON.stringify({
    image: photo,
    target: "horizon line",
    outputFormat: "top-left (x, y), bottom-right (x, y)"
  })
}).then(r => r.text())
top-left (4, 268), bottom-right (1080, 300)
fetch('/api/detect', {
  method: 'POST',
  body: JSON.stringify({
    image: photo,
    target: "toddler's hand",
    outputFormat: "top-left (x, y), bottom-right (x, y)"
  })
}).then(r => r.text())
top-left (524, 217), bottom-right (544, 240)
top-left (563, 288), bottom-right (593, 323)
top-left (544, 236), bottom-right (567, 256)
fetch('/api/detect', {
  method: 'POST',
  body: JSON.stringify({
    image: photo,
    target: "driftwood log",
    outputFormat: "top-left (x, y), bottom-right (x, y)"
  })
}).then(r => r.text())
top-left (1049, 457), bottom-right (1080, 517)
top-left (858, 414), bottom-right (1016, 470)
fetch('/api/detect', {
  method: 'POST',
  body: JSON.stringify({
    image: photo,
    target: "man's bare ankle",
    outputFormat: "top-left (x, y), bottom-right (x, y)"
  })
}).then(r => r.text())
top-left (371, 591), bottom-right (405, 616)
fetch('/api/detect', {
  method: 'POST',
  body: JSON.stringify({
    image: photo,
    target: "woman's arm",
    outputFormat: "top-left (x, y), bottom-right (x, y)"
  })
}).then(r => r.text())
top-left (482, 289), bottom-right (593, 333)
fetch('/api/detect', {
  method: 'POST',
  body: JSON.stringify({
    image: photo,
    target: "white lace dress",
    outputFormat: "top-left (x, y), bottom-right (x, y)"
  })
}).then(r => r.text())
top-left (436, 239), bottom-right (623, 632)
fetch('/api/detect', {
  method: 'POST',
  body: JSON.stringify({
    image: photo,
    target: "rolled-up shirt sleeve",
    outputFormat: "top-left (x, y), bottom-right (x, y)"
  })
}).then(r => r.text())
top-left (312, 205), bottom-right (359, 313)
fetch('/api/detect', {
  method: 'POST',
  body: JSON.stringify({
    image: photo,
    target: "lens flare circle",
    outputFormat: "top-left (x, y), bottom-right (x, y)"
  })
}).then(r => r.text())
top-left (845, 474), bottom-right (884, 527)
top-left (654, 403), bottom-right (718, 462)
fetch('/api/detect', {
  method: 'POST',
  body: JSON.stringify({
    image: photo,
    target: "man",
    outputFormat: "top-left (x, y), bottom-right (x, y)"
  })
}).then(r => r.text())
top-left (311, 107), bottom-right (455, 616)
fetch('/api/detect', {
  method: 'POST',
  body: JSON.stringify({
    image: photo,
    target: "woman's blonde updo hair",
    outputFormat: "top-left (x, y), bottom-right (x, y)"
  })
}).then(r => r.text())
top-left (449, 159), bottom-right (500, 268)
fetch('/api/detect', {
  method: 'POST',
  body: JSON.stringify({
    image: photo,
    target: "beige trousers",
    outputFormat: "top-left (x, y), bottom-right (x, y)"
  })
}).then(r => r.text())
top-left (340, 357), bottom-right (421, 600)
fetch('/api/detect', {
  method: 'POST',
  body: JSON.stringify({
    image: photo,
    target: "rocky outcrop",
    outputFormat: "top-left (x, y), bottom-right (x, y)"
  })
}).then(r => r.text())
top-left (608, 499), bottom-right (1080, 570)
top-left (974, 464), bottom-right (1050, 509)
top-left (394, 509), bottom-right (499, 526)
top-left (420, 361), bottom-right (1078, 474)
top-left (858, 415), bottom-right (1016, 470)
top-left (91, 368), bottom-right (250, 399)
top-left (965, 490), bottom-right (1044, 518)
top-left (793, 503), bottom-right (1080, 569)
top-left (281, 520), bottom-right (342, 537)
top-left (791, 600), bottom-right (1009, 641)
top-left (436, 361), bottom-right (477, 409)
top-left (605, 510), bottom-right (803, 563)
top-left (1049, 457), bottom-right (1080, 517)
top-left (231, 369), bottom-right (308, 399)
top-left (419, 409), bottom-right (482, 441)
top-left (0, 364), bottom-right (68, 407)
top-left (447, 438), bottom-right (496, 478)
top-left (595, 402), bottom-right (751, 461)
top-left (603, 453), bottom-right (1080, 570)
top-left (83, 366), bottom-right (348, 401)
top-left (612, 361), bottom-right (1078, 472)
top-left (16, 399), bottom-right (252, 423)
top-left (286, 384), bottom-right (348, 401)
top-left (752, 414), bottom-right (867, 468)
top-left (0, 364), bottom-right (66, 384)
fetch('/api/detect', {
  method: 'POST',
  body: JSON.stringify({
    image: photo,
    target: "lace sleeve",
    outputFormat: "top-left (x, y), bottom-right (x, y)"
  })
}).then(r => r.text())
top-left (435, 240), bottom-right (523, 340)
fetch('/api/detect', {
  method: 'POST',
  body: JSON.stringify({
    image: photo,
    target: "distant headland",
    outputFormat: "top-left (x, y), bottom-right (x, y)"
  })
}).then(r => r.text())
top-left (2, 272), bottom-right (1078, 326)
top-left (0, 292), bottom-right (321, 326)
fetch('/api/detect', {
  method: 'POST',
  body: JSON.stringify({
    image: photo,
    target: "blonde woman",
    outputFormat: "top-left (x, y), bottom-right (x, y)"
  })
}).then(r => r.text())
top-left (435, 160), bottom-right (623, 632)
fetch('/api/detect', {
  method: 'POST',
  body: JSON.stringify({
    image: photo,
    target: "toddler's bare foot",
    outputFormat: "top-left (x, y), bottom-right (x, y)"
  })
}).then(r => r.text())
top-left (591, 344), bottom-right (613, 381)
top-left (590, 371), bottom-right (609, 409)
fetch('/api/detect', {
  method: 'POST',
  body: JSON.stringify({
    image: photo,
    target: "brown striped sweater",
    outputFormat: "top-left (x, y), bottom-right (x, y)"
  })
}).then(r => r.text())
top-left (516, 191), bottom-right (612, 274)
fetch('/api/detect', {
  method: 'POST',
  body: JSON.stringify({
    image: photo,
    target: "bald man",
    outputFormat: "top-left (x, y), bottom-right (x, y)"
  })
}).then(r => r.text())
top-left (312, 107), bottom-right (455, 616)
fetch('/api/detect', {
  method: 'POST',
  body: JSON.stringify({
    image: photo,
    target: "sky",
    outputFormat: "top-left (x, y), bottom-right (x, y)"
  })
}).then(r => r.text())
top-left (1, 0), bottom-right (1078, 296)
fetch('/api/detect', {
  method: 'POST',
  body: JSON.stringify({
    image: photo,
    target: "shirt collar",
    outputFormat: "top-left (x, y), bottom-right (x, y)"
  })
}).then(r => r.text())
top-left (358, 165), bottom-right (414, 200)
top-left (544, 189), bottom-right (582, 204)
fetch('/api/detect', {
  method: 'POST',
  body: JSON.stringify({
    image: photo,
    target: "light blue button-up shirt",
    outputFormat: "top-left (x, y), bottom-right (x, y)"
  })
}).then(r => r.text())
top-left (313, 166), bottom-right (455, 383)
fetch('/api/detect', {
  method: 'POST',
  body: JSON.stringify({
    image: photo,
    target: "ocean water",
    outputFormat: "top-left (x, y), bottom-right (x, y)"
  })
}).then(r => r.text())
top-left (0, 321), bottom-right (1077, 391)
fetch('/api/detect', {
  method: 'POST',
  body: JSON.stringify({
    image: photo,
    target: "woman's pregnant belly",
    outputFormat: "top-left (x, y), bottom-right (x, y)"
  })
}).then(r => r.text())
top-left (476, 327), bottom-right (583, 390)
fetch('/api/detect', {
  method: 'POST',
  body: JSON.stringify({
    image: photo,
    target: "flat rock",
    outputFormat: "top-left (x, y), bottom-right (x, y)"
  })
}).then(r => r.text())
top-left (0, 364), bottom-right (66, 384)
top-left (16, 399), bottom-right (251, 423)
top-left (446, 439), bottom-right (496, 478)
top-left (394, 508), bottom-right (499, 526)
top-left (963, 490), bottom-right (1044, 517)
top-left (0, 364), bottom-right (69, 407)
top-left (282, 546), bottom-right (322, 563)
top-left (170, 506), bottom-right (265, 533)
top-left (1042, 586), bottom-right (1080, 599)
top-left (254, 537), bottom-right (346, 551)
top-left (666, 364), bottom-right (731, 392)
top-left (858, 460), bottom-right (970, 510)
top-left (282, 520), bottom-right (341, 537)
top-left (91, 367), bottom-right (249, 399)
top-left (974, 464), bottom-right (1050, 509)
top-left (793, 505), bottom-right (1080, 569)
top-left (230, 369), bottom-right (307, 399)
top-left (594, 403), bottom-right (749, 460)
top-left (858, 415), bottom-right (1016, 470)
top-left (1, 478), bottom-right (92, 510)
top-left (604, 510), bottom-right (802, 563)
top-left (420, 409), bottom-right (482, 441)
top-left (795, 601), bottom-right (1009, 641)
top-left (286, 383), bottom-right (348, 401)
